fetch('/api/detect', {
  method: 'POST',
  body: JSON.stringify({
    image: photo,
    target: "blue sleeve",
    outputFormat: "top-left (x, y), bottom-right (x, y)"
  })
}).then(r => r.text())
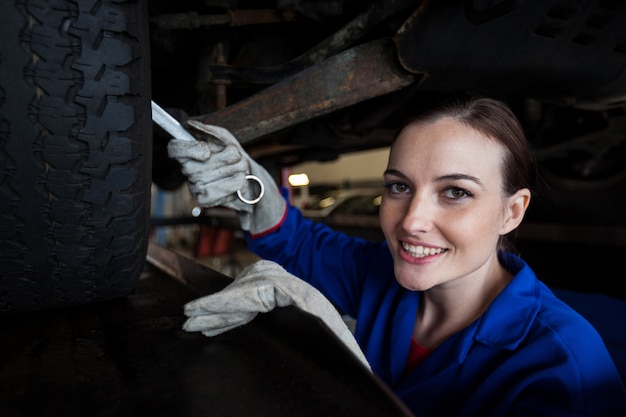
top-left (245, 201), bottom-right (388, 317)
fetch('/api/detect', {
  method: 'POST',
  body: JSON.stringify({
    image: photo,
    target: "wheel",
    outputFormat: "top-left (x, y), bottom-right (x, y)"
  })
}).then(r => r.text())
top-left (0, 0), bottom-right (152, 315)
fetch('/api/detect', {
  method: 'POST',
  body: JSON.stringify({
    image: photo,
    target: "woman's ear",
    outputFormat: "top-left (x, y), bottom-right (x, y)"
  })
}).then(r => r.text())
top-left (500, 188), bottom-right (531, 235)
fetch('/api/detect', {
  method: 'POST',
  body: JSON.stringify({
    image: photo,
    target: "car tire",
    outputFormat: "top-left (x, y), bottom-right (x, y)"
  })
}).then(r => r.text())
top-left (0, 0), bottom-right (152, 315)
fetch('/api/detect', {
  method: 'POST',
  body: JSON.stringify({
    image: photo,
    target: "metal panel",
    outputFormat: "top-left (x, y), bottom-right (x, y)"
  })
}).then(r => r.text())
top-left (0, 243), bottom-right (414, 417)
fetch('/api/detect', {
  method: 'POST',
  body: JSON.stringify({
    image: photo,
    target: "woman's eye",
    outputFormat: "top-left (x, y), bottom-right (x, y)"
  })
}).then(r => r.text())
top-left (443, 187), bottom-right (470, 199)
top-left (384, 182), bottom-right (409, 194)
top-left (394, 183), bottom-right (408, 193)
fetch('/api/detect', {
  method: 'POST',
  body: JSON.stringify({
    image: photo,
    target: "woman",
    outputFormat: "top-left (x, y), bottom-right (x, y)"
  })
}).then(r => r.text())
top-left (168, 95), bottom-right (626, 416)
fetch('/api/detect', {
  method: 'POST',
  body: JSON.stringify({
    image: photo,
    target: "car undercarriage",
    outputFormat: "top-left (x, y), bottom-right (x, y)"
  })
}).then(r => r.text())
top-left (150, 0), bottom-right (626, 227)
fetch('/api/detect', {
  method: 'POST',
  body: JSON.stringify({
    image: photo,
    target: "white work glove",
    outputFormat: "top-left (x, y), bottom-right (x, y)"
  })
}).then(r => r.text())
top-left (183, 260), bottom-right (371, 370)
top-left (167, 120), bottom-right (286, 236)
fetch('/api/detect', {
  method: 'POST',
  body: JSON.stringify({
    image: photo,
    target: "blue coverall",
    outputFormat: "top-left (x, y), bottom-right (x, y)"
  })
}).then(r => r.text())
top-left (247, 202), bottom-right (626, 416)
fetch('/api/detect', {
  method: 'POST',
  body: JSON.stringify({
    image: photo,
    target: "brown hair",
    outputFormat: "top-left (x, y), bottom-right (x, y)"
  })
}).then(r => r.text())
top-left (395, 95), bottom-right (533, 196)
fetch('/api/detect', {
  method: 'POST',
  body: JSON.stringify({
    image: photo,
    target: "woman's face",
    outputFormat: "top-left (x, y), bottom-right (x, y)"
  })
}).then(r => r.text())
top-left (380, 117), bottom-right (528, 291)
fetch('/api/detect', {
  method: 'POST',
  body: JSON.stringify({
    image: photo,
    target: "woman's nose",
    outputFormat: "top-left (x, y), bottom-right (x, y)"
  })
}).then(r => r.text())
top-left (401, 194), bottom-right (434, 233)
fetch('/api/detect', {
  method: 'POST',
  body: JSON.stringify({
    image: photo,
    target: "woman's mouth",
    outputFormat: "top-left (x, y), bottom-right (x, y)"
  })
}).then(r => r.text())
top-left (401, 242), bottom-right (445, 258)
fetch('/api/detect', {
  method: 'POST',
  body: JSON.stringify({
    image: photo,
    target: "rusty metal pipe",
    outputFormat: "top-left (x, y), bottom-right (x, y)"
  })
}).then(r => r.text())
top-left (150, 9), bottom-right (298, 30)
top-left (194, 38), bottom-right (416, 145)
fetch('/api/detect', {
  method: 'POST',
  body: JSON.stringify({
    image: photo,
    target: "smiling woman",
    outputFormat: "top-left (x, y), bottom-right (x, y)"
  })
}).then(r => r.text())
top-left (237, 95), bottom-right (626, 417)
top-left (166, 94), bottom-right (626, 416)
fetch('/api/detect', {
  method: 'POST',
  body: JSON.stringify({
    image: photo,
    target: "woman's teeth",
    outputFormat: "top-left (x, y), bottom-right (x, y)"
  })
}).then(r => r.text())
top-left (401, 242), bottom-right (443, 258)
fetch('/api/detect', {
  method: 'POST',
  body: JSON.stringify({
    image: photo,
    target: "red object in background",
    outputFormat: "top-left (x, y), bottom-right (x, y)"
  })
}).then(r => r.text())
top-left (195, 226), bottom-right (234, 257)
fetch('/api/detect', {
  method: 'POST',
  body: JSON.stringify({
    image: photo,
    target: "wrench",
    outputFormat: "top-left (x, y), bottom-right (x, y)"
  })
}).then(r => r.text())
top-left (151, 100), bottom-right (264, 204)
